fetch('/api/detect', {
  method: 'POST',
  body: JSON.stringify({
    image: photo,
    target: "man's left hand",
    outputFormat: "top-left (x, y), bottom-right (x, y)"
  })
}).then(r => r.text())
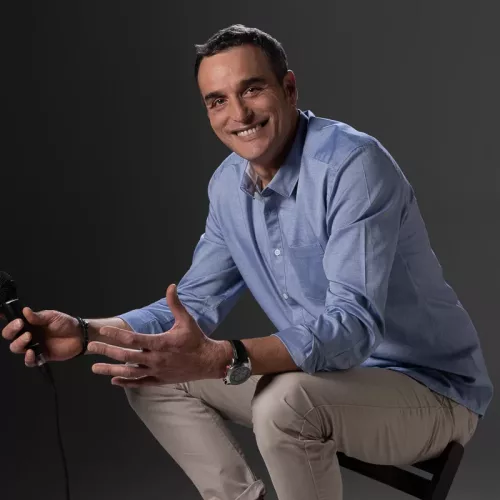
top-left (87, 284), bottom-right (229, 388)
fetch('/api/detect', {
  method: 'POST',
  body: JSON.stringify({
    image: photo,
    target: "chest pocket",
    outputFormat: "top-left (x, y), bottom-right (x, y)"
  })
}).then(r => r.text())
top-left (286, 242), bottom-right (329, 301)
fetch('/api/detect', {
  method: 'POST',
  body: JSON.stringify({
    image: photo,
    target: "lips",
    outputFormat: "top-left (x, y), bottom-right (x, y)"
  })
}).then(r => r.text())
top-left (231, 119), bottom-right (269, 137)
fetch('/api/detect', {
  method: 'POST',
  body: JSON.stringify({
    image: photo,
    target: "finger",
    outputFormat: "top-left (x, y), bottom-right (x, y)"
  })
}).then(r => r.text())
top-left (98, 326), bottom-right (160, 350)
top-left (2, 318), bottom-right (25, 340)
top-left (110, 375), bottom-right (159, 388)
top-left (166, 284), bottom-right (190, 323)
top-left (92, 362), bottom-right (149, 378)
top-left (24, 349), bottom-right (37, 368)
top-left (87, 342), bottom-right (147, 365)
top-left (23, 307), bottom-right (51, 326)
top-left (10, 332), bottom-right (32, 354)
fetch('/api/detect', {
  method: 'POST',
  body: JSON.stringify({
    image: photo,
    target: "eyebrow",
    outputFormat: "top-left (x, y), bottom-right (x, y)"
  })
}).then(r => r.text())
top-left (203, 76), bottom-right (268, 103)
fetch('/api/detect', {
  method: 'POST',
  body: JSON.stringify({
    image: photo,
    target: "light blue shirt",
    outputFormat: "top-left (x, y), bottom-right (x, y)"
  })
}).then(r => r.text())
top-left (119, 110), bottom-right (493, 416)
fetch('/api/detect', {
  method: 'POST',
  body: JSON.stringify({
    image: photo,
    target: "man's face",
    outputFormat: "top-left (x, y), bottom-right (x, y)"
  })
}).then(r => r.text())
top-left (197, 45), bottom-right (297, 166)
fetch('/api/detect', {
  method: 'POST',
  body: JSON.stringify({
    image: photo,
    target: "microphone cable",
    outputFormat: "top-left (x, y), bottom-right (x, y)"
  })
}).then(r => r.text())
top-left (37, 362), bottom-right (71, 500)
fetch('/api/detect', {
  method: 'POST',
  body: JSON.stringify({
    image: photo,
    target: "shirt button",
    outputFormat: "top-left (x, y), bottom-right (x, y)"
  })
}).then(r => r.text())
top-left (274, 248), bottom-right (281, 256)
top-left (282, 293), bottom-right (289, 300)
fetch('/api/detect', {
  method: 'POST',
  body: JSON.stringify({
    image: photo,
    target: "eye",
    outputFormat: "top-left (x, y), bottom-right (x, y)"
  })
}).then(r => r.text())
top-left (245, 86), bottom-right (261, 95)
top-left (211, 98), bottom-right (225, 108)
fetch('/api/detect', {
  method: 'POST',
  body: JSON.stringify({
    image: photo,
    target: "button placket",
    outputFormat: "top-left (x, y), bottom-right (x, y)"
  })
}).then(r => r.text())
top-left (263, 197), bottom-right (288, 302)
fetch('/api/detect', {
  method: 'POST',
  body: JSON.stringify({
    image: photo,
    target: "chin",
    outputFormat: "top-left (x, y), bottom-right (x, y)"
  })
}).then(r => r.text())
top-left (235, 142), bottom-right (273, 163)
top-left (237, 149), bottom-right (269, 163)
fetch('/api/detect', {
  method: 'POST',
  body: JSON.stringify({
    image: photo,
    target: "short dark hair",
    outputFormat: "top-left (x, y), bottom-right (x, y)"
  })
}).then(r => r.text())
top-left (194, 24), bottom-right (288, 84)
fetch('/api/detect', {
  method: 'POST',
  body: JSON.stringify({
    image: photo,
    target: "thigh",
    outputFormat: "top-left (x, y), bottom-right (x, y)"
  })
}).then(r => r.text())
top-left (255, 367), bottom-right (476, 465)
top-left (176, 375), bottom-right (263, 428)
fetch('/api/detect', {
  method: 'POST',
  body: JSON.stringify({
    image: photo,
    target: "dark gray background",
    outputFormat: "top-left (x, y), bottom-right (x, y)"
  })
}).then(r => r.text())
top-left (2, 1), bottom-right (498, 499)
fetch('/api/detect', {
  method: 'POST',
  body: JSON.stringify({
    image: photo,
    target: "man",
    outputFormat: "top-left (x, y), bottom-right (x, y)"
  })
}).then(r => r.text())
top-left (2, 24), bottom-right (493, 500)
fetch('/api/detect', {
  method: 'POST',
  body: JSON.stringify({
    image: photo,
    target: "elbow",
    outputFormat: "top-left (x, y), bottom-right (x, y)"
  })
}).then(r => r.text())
top-left (316, 317), bottom-right (384, 372)
top-left (332, 330), bottom-right (382, 370)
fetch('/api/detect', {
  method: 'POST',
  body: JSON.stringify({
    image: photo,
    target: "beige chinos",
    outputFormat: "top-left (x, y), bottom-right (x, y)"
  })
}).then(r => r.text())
top-left (124, 367), bottom-right (478, 500)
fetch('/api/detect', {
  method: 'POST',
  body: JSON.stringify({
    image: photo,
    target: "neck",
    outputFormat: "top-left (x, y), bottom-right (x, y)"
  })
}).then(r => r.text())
top-left (251, 110), bottom-right (299, 188)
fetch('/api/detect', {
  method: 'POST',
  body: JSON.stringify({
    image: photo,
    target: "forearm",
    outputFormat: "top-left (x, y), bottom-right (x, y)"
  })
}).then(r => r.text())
top-left (86, 317), bottom-right (133, 348)
top-left (214, 336), bottom-right (301, 377)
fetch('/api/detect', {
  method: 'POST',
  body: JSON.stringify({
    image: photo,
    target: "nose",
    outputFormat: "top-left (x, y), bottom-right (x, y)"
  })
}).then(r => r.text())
top-left (230, 97), bottom-right (252, 123)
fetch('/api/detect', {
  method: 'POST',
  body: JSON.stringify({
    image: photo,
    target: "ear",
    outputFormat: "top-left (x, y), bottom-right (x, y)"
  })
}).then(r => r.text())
top-left (283, 70), bottom-right (298, 105)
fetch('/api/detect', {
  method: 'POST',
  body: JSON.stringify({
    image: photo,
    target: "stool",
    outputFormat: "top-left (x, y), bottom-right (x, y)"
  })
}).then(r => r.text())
top-left (338, 441), bottom-right (464, 499)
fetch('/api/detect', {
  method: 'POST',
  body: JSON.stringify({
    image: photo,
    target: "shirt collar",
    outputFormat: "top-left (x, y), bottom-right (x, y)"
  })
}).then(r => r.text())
top-left (240, 109), bottom-right (310, 200)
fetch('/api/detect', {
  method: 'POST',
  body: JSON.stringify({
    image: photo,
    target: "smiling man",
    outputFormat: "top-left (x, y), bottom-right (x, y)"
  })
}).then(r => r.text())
top-left (199, 43), bottom-right (300, 188)
top-left (2, 24), bottom-right (493, 500)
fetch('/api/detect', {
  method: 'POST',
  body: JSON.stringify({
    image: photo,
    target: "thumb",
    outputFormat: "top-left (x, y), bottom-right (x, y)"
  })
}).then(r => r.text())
top-left (166, 284), bottom-right (190, 324)
top-left (22, 307), bottom-right (52, 326)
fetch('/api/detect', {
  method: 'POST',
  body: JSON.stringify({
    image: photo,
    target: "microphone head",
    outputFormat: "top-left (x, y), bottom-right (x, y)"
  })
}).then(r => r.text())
top-left (0, 271), bottom-right (17, 303)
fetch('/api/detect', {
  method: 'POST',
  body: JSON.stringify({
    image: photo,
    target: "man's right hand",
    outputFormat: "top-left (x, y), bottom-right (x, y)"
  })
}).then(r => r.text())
top-left (1, 308), bottom-right (83, 367)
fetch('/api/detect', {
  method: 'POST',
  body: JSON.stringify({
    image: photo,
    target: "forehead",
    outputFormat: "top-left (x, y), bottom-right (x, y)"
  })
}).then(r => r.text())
top-left (197, 45), bottom-right (274, 92)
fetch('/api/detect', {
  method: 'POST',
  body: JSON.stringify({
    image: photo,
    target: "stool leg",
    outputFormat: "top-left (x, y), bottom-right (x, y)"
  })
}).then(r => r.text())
top-left (425, 443), bottom-right (464, 500)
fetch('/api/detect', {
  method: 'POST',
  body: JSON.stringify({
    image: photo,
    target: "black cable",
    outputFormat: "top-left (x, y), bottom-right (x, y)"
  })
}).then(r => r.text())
top-left (38, 363), bottom-right (70, 500)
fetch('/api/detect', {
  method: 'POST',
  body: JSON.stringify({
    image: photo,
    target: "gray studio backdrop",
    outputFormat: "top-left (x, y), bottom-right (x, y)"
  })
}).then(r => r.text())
top-left (2, 1), bottom-right (498, 499)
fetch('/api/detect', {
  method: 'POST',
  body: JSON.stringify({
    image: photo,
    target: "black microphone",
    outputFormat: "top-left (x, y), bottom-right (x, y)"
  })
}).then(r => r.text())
top-left (0, 271), bottom-right (47, 366)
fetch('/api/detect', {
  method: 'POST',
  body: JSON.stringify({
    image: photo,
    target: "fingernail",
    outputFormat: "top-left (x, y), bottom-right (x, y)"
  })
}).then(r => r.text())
top-left (16, 320), bottom-right (23, 328)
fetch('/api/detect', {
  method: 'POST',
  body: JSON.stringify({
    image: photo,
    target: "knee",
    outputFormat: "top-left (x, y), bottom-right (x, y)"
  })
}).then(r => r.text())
top-left (251, 373), bottom-right (322, 446)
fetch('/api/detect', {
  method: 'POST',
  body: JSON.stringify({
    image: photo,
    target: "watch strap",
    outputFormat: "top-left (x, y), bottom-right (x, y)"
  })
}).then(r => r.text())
top-left (228, 339), bottom-right (249, 364)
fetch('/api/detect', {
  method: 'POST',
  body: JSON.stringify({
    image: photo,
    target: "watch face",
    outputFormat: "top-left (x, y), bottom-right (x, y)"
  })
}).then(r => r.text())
top-left (230, 365), bottom-right (251, 384)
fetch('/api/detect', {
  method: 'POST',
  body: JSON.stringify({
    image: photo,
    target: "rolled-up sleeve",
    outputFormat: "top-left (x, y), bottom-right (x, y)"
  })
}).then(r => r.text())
top-left (273, 143), bottom-right (409, 372)
top-left (118, 172), bottom-right (246, 335)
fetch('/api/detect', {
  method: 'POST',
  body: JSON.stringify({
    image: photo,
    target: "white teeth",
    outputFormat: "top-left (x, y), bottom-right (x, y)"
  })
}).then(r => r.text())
top-left (236, 123), bottom-right (262, 137)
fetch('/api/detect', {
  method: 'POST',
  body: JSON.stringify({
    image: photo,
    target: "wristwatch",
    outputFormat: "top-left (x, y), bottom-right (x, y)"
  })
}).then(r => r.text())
top-left (223, 339), bottom-right (252, 385)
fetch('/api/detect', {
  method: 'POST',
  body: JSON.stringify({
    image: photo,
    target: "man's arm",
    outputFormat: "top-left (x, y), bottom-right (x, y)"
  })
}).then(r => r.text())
top-left (111, 169), bottom-right (246, 340)
top-left (86, 317), bottom-right (132, 347)
top-left (277, 143), bottom-right (408, 374)
top-left (212, 336), bottom-right (300, 377)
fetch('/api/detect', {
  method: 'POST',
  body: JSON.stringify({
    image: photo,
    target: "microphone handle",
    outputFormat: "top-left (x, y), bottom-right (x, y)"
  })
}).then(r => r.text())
top-left (1, 298), bottom-right (47, 365)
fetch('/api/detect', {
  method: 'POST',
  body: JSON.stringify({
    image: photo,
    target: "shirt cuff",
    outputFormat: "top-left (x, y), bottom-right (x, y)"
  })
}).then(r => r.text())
top-left (272, 325), bottom-right (317, 374)
top-left (117, 309), bottom-right (173, 334)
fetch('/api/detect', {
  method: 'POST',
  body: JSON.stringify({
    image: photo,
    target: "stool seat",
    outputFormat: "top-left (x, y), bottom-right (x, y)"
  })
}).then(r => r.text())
top-left (338, 441), bottom-right (464, 499)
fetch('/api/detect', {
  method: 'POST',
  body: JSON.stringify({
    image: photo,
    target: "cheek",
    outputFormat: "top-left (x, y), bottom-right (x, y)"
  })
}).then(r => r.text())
top-left (208, 116), bottom-right (220, 131)
top-left (209, 118), bottom-right (228, 140)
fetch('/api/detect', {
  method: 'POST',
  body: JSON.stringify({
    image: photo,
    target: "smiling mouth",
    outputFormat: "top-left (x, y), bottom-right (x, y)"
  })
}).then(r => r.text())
top-left (232, 119), bottom-right (269, 137)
